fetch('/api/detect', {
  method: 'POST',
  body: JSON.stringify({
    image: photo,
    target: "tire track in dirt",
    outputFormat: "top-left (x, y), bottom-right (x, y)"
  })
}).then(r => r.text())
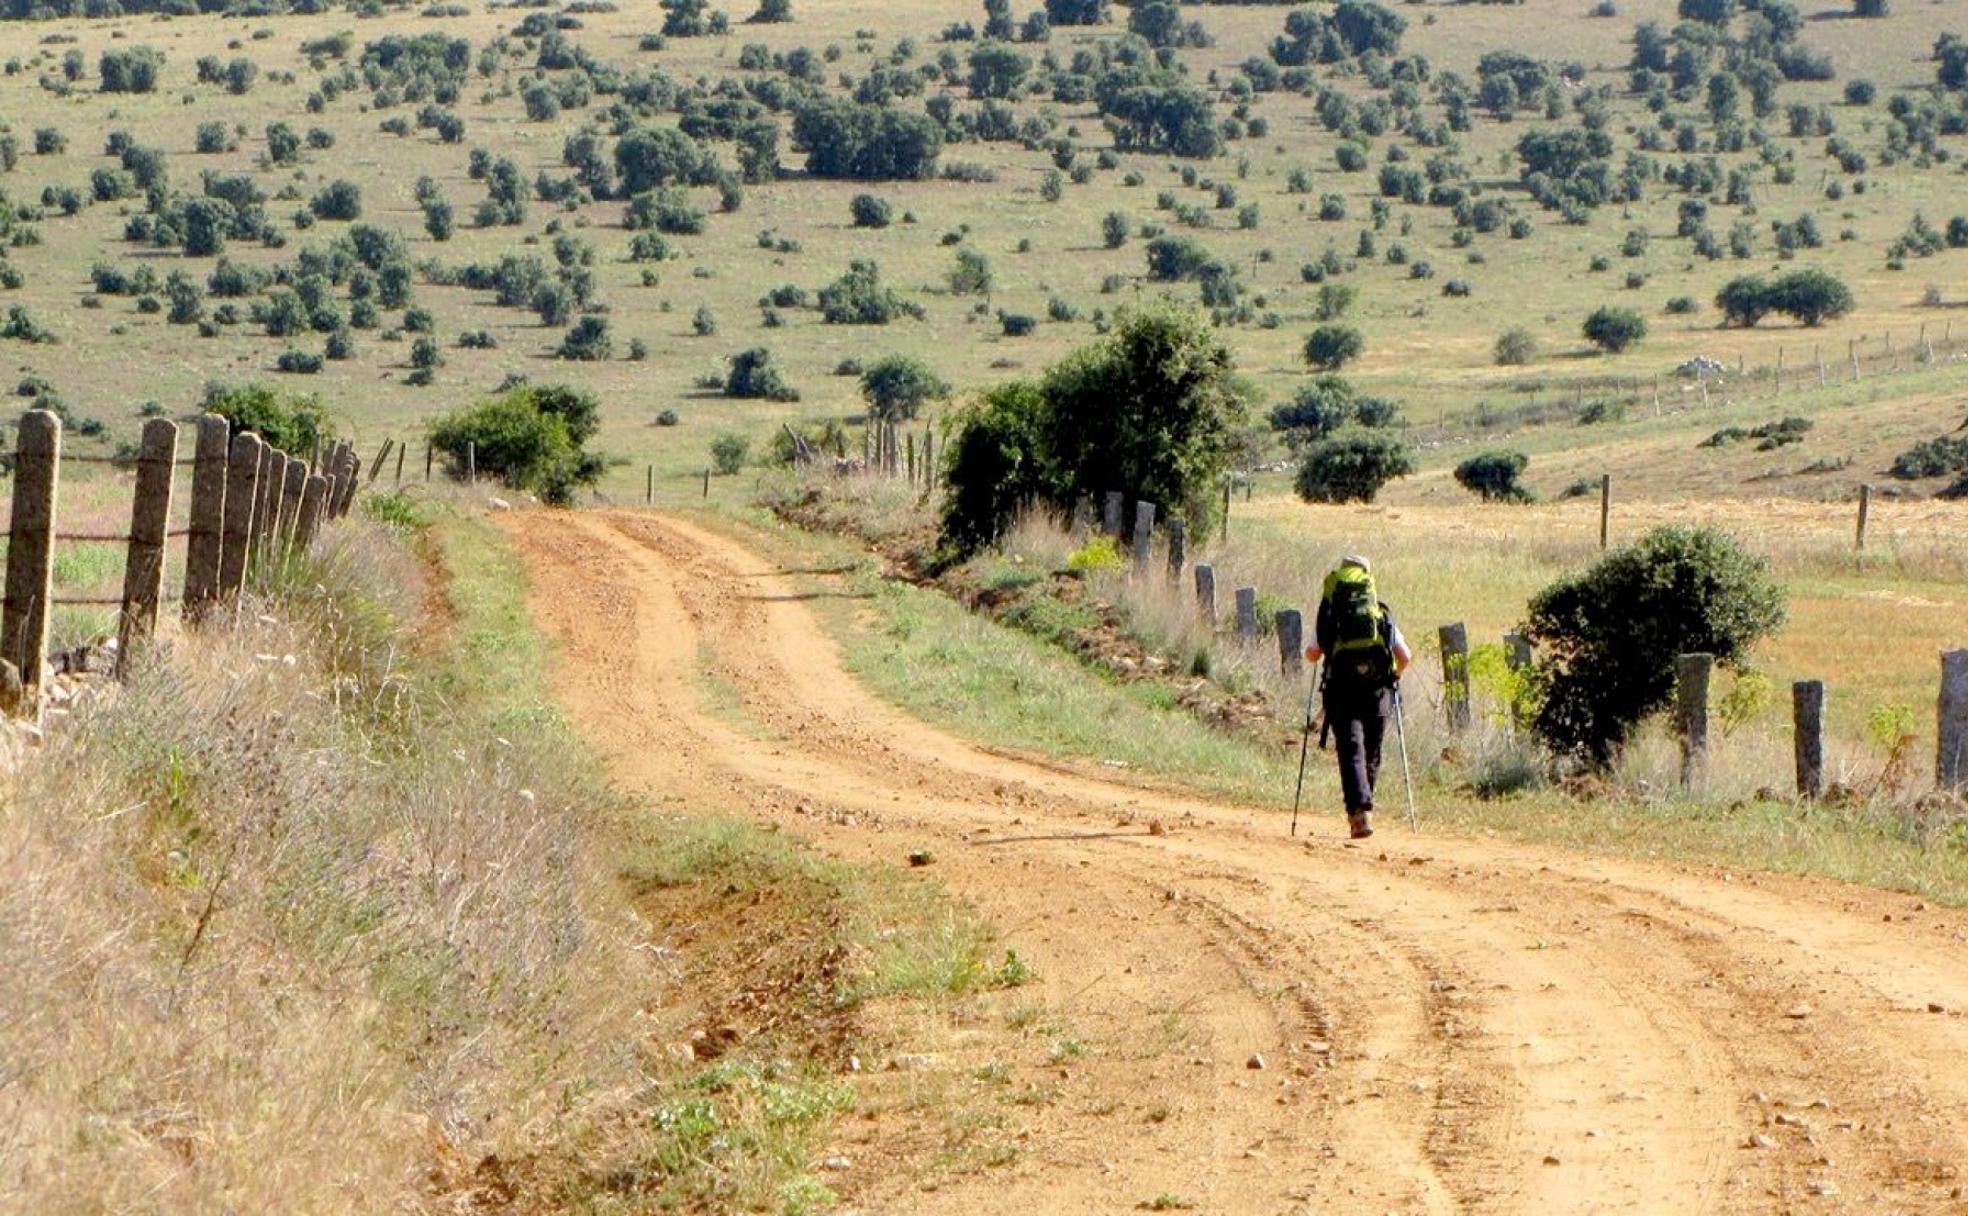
top-left (507, 509), bottom-right (1968, 1214)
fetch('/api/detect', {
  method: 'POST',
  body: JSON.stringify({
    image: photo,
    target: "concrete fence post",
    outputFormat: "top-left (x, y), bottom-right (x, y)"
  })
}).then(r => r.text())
top-left (1166, 516), bottom-right (1186, 582)
top-left (294, 474), bottom-right (329, 553)
top-left (182, 413), bottom-right (230, 622)
top-left (1940, 650), bottom-right (1968, 792)
top-left (278, 455), bottom-right (306, 551)
top-left (367, 438), bottom-right (392, 483)
top-left (1234, 586), bottom-right (1258, 642)
top-left (1676, 653), bottom-right (1714, 790)
top-left (425, 442), bottom-right (433, 482)
top-left (2, 410), bottom-right (60, 699)
top-left (1104, 491), bottom-right (1124, 540)
top-left (466, 440), bottom-right (477, 487)
top-left (1071, 495), bottom-right (1092, 536)
top-left (1439, 622), bottom-right (1471, 734)
top-left (330, 443), bottom-right (356, 518)
top-left (1221, 479), bottom-right (1231, 538)
top-left (906, 431), bottom-right (916, 484)
top-left (1194, 563), bottom-right (1217, 626)
top-left (1855, 484), bottom-right (1872, 552)
top-left (251, 442), bottom-right (279, 559)
top-left (1132, 501), bottom-right (1155, 574)
top-left (394, 440), bottom-right (405, 486)
top-left (116, 418), bottom-right (178, 676)
top-left (1792, 679), bottom-right (1825, 800)
top-left (219, 432), bottom-right (265, 600)
top-left (1277, 608), bottom-right (1304, 679)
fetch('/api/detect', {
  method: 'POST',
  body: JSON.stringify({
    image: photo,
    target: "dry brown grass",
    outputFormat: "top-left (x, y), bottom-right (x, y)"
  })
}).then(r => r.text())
top-left (0, 519), bottom-right (657, 1212)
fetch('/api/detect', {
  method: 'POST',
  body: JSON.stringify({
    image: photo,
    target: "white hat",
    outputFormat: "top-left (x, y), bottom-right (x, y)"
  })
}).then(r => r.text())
top-left (1339, 554), bottom-right (1372, 572)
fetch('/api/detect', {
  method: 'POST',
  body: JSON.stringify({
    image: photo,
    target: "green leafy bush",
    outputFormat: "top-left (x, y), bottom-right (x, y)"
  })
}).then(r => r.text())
top-left (1582, 306), bottom-right (1646, 353)
top-left (201, 381), bottom-right (333, 455)
top-left (1293, 432), bottom-right (1415, 503)
top-left (1522, 526), bottom-right (1786, 767)
top-left (860, 355), bottom-right (949, 420)
top-left (1454, 450), bottom-right (1534, 502)
top-left (428, 383), bottom-right (604, 504)
top-left (711, 433), bottom-right (749, 475)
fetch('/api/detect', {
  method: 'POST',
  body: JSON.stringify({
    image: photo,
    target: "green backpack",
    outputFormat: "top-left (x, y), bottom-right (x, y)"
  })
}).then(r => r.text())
top-left (1320, 564), bottom-right (1393, 690)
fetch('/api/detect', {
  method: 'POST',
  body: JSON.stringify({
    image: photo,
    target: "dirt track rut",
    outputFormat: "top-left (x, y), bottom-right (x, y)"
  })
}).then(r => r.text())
top-left (507, 509), bottom-right (1968, 1215)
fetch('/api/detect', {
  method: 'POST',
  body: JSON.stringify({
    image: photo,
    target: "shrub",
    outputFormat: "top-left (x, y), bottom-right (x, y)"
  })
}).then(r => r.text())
top-left (1455, 451), bottom-right (1534, 502)
top-left (1523, 526), bottom-right (1786, 767)
top-left (1716, 269), bottom-right (1852, 327)
top-left (1303, 324), bottom-right (1365, 370)
top-left (1582, 306), bottom-right (1646, 353)
top-left (710, 433), bottom-right (749, 475)
top-left (860, 355), bottom-right (950, 420)
top-left (1494, 327), bottom-right (1538, 366)
top-left (849, 193), bottom-right (892, 228)
top-left (1268, 376), bottom-right (1396, 442)
top-left (1294, 432), bottom-right (1415, 503)
top-left (1102, 211), bottom-right (1129, 249)
top-left (201, 381), bottom-right (332, 454)
top-left (941, 382), bottom-right (1050, 557)
top-left (310, 180), bottom-right (363, 221)
top-left (276, 349), bottom-right (324, 374)
top-left (99, 46), bottom-right (165, 93)
top-left (726, 347), bottom-right (800, 401)
top-left (1889, 435), bottom-right (1968, 479)
top-left (433, 383), bottom-right (601, 496)
top-left (949, 248), bottom-right (993, 294)
top-left (1000, 312), bottom-right (1037, 337)
top-left (819, 260), bottom-right (923, 323)
top-left (941, 303), bottom-right (1251, 555)
top-left (557, 316), bottom-right (613, 361)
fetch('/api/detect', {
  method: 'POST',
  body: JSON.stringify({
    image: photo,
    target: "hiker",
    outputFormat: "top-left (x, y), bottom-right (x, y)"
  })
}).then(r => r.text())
top-left (1305, 556), bottom-right (1412, 839)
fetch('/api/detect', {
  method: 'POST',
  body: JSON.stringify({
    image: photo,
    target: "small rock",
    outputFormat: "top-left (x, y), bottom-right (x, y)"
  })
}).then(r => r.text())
top-left (1808, 1179), bottom-right (1839, 1197)
top-left (488, 497), bottom-right (512, 511)
top-left (1246, 1054), bottom-right (1267, 1071)
top-left (820, 1155), bottom-right (852, 1172)
top-left (1745, 1133), bottom-right (1774, 1150)
top-left (1784, 1004), bottom-right (1813, 1019)
top-left (1542, 1155), bottom-right (1561, 1166)
top-left (1928, 1002), bottom-right (1947, 1015)
top-left (908, 849), bottom-right (935, 867)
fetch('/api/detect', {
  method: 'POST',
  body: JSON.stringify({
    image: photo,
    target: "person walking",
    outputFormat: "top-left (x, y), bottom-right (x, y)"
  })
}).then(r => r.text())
top-left (1305, 556), bottom-right (1411, 839)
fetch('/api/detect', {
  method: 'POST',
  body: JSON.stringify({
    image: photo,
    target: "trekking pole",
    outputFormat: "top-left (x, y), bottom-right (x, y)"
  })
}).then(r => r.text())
top-left (1392, 684), bottom-right (1419, 832)
top-left (1289, 662), bottom-right (1319, 837)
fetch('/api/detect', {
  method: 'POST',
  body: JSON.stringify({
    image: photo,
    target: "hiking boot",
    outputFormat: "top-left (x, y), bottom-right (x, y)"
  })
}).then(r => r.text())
top-left (1348, 811), bottom-right (1374, 840)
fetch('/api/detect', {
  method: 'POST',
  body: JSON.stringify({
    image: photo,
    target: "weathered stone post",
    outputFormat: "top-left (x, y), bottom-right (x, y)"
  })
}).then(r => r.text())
top-left (219, 432), bottom-right (264, 601)
top-left (294, 472), bottom-right (329, 552)
top-left (278, 456), bottom-right (305, 549)
top-left (1855, 484), bottom-right (1872, 552)
top-left (1194, 563), bottom-right (1217, 626)
top-left (1070, 496), bottom-right (1091, 535)
top-left (1676, 653), bottom-right (1714, 789)
top-left (116, 418), bottom-right (178, 675)
top-left (182, 413), bottom-right (229, 621)
top-left (1132, 501), bottom-right (1156, 574)
top-left (394, 440), bottom-right (405, 486)
top-left (1104, 491), bottom-right (1124, 540)
top-left (1439, 622), bottom-right (1471, 734)
top-left (1792, 679), bottom-right (1825, 800)
top-left (251, 442), bottom-right (279, 559)
top-left (1166, 516), bottom-right (1186, 582)
top-left (1277, 608), bottom-right (1304, 679)
top-left (2, 410), bottom-right (60, 697)
top-left (1940, 650), bottom-right (1968, 792)
top-left (367, 438), bottom-right (392, 483)
top-left (1235, 586), bottom-right (1258, 642)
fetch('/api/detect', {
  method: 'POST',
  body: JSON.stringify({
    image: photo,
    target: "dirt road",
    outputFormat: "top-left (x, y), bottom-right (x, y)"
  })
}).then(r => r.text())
top-left (507, 509), bottom-right (1968, 1215)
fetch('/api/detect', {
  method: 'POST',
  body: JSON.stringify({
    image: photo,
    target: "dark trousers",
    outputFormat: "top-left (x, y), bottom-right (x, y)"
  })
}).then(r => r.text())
top-left (1329, 706), bottom-right (1387, 814)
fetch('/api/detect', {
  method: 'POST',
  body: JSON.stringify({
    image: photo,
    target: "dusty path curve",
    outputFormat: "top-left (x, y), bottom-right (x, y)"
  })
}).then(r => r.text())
top-left (507, 509), bottom-right (1968, 1215)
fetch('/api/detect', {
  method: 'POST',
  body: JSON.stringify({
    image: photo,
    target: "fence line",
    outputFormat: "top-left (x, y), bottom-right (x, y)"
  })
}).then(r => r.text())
top-left (2, 410), bottom-right (361, 717)
top-left (1074, 488), bottom-right (1966, 800)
